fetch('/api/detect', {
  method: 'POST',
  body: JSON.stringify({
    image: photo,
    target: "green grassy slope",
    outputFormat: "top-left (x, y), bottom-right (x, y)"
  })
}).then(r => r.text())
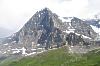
top-left (0, 55), bottom-right (23, 66)
top-left (2, 46), bottom-right (100, 66)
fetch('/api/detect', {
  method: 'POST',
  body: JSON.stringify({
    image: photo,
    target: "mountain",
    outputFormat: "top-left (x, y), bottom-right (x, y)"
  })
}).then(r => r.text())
top-left (2, 8), bottom-right (64, 49)
top-left (64, 17), bottom-right (97, 38)
top-left (84, 18), bottom-right (100, 41)
top-left (2, 8), bottom-right (97, 45)
top-left (84, 13), bottom-right (100, 33)
top-left (85, 19), bottom-right (100, 32)
top-left (0, 8), bottom-right (97, 56)
top-left (0, 7), bottom-right (100, 66)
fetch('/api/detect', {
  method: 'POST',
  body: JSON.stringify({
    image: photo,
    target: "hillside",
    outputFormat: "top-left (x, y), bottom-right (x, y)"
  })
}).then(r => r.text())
top-left (2, 46), bottom-right (100, 66)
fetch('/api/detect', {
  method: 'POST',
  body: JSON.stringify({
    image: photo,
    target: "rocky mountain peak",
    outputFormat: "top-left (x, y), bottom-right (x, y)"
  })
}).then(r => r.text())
top-left (1, 8), bottom-right (63, 49)
top-left (0, 8), bottom-right (98, 56)
top-left (1, 8), bottom-right (97, 49)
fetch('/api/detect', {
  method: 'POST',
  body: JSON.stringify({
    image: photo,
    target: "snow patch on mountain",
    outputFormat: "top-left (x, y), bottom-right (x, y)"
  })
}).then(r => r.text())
top-left (90, 25), bottom-right (100, 34)
top-left (75, 33), bottom-right (92, 39)
top-left (59, 17), bottom-right (73, 22)
top-left (99, 21), bottom-right (100, 24)
top-left (63, 30), bottom-right (74, 34)
top-left (82, 35), bottom-right (92, 39)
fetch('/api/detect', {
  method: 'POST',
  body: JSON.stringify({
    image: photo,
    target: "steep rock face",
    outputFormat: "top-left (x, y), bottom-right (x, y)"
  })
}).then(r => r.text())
top-left (84, 19), bottom-right (100, 41)
top-left (1, 8), bottom-right (97, 48)
top-left (18, 8), bottom-right (65, 49)
top-left (71, 17), bottom-right (97, 39)
top-left (85, 19), bottom-right (100, 33)
top-left (59, 17), bottom-right (97, 39)
top-left (2, 8), bottom-right (65, 49)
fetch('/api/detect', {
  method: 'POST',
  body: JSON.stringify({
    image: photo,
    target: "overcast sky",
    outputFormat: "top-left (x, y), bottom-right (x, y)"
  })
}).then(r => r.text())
top-left (0, 0), bottom-right (100, 32)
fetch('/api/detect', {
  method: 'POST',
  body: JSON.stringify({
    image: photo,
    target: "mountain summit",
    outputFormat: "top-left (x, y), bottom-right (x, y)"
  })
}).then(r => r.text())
top-left (2, 8), bottom-right (64, 49)
top-left (1, 8), bottom-right (97, 53)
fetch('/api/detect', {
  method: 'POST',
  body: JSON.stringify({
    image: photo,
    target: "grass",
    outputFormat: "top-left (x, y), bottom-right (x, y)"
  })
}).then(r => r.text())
top-left (2, 46), bottom-right (100, 66)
